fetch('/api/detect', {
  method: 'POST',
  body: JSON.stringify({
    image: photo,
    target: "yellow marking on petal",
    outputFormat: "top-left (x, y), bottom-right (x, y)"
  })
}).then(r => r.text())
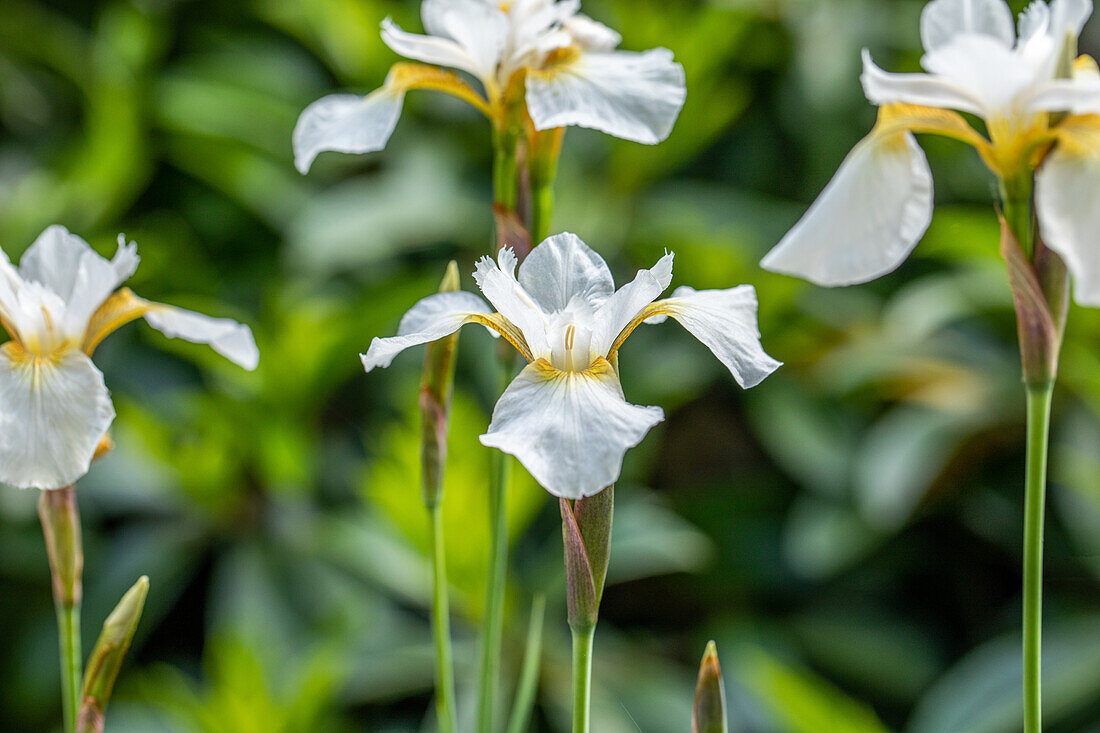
top-left (1049, 114), bottom-right (1100, 157)
top-left (466, 312), bottom-right (535, 362)
top-left (526, 355), bottom-right (616, 383)
top-left (93, 432), bottom-right (114, 462)
top-left (874, 103), bottom-right (995, 165)
top-left (606, 300), bottom-right (676, 360)
top-left (528, 45), bottom-right (582, 81)
top-left (386, 62), bottom-right (493, 118)
top-left (82, 288), bottom-right (153, 356)
top-left (1075, 55), bottom-right (1099, 76)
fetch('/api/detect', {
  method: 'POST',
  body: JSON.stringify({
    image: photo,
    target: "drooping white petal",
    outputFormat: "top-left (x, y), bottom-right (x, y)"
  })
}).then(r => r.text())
top-left (0, 346), bottom-right (114, 490)
top-left (919, 0), bottom-right (1015, 51)
top-left (480, 359), bottom-right (663, 499)
top-left (380, 18), bottom-right (490, 80)
top-left (362, 291), bottom-right (495, 371)
top-left (761, 130), bottom-right (934, 287)
top-left (861, 50), bottom-right (986, 116)
top-left (474, 249), bottom-right (550, 357)
top-left (518, 233), bottom-right (614, 313)
top-left (526, 48), bottom-right (686, 144)
top-left (592, 252), bottom-right (674, 354)
top-left (143, 305), bottom-right (260, 370)
top-left (292, 90), bottom-right (404, 174)
top-left (1036, 135), bottom-right (1100, 306)
top-left (649, 285), bottom-right (782, 388)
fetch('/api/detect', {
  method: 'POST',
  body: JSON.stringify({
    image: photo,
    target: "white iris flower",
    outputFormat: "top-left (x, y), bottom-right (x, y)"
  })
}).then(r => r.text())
top-left (0, 226), bottom-right (259, 490)
top-left (362, 233), bottom-right (780, 499)
top-left (762, 0), bottom-right (1100, 305)
top-left (293, 0), bottom-right (687, 173)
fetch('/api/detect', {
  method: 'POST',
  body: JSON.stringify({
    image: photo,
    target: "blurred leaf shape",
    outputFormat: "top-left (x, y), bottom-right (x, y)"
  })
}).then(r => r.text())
top-left (907, 618), bottom-right (1100, 733)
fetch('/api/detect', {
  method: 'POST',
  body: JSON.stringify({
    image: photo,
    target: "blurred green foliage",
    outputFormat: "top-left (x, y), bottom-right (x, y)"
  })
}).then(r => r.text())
top-left (3, 0), bottom-right (1100, 730)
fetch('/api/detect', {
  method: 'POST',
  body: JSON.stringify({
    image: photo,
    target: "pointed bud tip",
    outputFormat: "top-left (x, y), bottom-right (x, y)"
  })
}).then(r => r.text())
top-left (440, 261), bottom-right (461, 293)
top-left (702, 640), bottom-right (720, 669)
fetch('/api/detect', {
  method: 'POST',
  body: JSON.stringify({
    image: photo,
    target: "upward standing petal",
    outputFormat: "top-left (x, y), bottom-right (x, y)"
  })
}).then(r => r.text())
top-left (526, 48), bottom-right (686, 144)
top-left (474, 249), bottom-right (551, 357)
top-left (861, 50), bottom-right (986, 116)
top-left (761, 127), bottom-right (934, 286)
top-left (480, 358), bottom-right (663, 499)
top-left (517, 232), bottom-right (615, 312)
top-left (919, 0), bottom-right (1015, 51)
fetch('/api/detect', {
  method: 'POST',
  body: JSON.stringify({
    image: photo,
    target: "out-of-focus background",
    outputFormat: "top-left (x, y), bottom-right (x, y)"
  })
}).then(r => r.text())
top-left (2, 0), bottom-right (1100, 730)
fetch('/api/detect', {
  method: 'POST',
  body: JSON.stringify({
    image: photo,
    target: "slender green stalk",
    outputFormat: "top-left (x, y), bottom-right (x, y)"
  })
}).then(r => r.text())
top-left (56, 603), bottom-right (82, 733)
top-left (505, 595), bottom-right (547, 733)
top-left (493, 127), bottom-right (520, 212)
top-left (1001, 173), bottom-right (1034, 258)
top-left (570, 625), bottom-right (595, 733)
top-left (1023, 382), bottom-right (1053, 733)
top-left (430, 505), bottom-right (458, 733)
top-left (476, 390), bottom-right (511, 733)
top-left (39, 487), bottom-right (84, 733)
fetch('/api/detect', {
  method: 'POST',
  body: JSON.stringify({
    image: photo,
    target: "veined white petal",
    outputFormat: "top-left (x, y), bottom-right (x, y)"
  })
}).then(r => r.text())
top-left (861, 50), bottom-right (985, 116)
top-left (651, 285), bottom-right (781, 388)
top-left (381, 17), bottom-right (487, 80)
top-left (480, 359), bottom-right (663, 499)
top-left (592, 252), bottom-right (673, 354)
top-left (292, 90), bottom-right (404, 174)
top-left (562, 14), bottom-right (620, 51)
top-left (474, 249), bottom-right (550, 357)
top-left (362, 291), bottom-right (495, 371)
top-left (526, 48), bottom-right (686, 144)
top-left (429, 4), bottom-right (509, 81)
top-left (0, 346), bottom-right (114, 490)
top-left (761, 131), bottom-right (933, 287)
top-left (143, 305), bottom-right (259, 370)
top-left (518, 232), bottom-right (614, 313)
top-left (1036, 137), bottom-right (1100, 306)
top-left (919, 0), bottom-right (1015, 51)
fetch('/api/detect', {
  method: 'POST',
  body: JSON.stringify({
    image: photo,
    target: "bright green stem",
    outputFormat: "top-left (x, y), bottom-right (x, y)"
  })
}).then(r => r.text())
top-left (476, 442), bottom-right (510, 733)
top-left (493, 127), bottom-right (520, 212)
top-left (39, 487), bottom-right (83, 733)
top-left (429, 505), bottom-right (458, 733)
top-left (56, 602), bottom-right (82, 733)
top-left (570, 624), bottom-right (595, 733)
top-left (1001, 174), bottom-right (1034, 259)
top-left (1023, 383), bottom-right (1054, 733)
top-left (505, 596), bottom-right (547, 733)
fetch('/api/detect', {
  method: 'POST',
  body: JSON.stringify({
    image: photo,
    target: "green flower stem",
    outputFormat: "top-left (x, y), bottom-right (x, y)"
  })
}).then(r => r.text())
top-left (38, 487), bottom-right (84, 733)
top-left (570, 624), bottom-right (596, 733)
top-left (505, 595), bottom-right (547, 733)
top-left (528, 129), bottom-right (562, 244)
top-left (493, 127), bottom-right (520, 213)
top-left (1023, 382), bottom-right (1054, 733)
top-left (1001, 173), bottom-right (1034, 258)
top-left (476, 379), bottom-right (512, 733)
top-left (429, 504), bottom-right (458, 733)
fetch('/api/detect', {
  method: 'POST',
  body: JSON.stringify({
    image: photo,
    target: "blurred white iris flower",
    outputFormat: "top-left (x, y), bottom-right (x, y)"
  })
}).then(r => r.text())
top-left (293, 0), bottom-right (687, 173)
top-left (762, 0), bottom-right (1100, 305)
top-left (0, 226), bottom-right (259, 490)
top-left (362, 233), bottom-right (779, 499)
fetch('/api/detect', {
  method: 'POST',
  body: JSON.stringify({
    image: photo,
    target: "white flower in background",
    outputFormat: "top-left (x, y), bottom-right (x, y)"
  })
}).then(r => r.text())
top-left (0, 226), bottom-right (259, 490)
top-left (762, 0), bottom-right (1100, 305)
top-left (362, 233), bottom-right (780, 499)
top-left (293, 0), bottom-right (687, 173)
